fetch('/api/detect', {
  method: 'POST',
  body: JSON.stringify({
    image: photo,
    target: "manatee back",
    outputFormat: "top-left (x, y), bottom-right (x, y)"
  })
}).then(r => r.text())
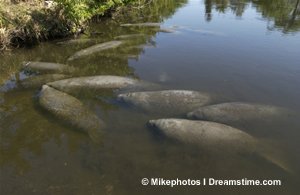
top-left (149, 119), bottom-right (256, 153)
top-left (187, 102), bottom-right (285, 123)
top-left (118, 90), bottom-right (213, 115)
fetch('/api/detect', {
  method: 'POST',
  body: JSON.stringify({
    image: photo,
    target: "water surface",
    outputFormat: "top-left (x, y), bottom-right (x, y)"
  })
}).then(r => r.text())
top-left (1, 0), bottom-right (300, 194)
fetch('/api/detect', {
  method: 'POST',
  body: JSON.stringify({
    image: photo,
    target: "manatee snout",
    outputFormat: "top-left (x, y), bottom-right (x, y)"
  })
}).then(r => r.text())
top-left (187, 110), bottom-right (204, 119)
top-left (147, 119), bottom-right (170, 131)
top-left (117, 94), bottom-right (127, 101)
top-left (117, 93), bottom-right (132, 102)
top-left (147, 120), bottom-right (157, 128)
top-left (21, 61), bottom-right (31, 67)
top-left (147, 120), bottom-right (163, 132)
top-left (41, 85), bottom-right (49, 91)
top-left (147, 119), bottom-right (168, 139)
top-left (186, 112), bottom-right (195, 119)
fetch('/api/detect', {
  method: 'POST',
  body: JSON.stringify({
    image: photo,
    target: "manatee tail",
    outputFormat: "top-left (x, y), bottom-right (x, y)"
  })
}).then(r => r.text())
top-left (257, 139), bottom-right (293, 174)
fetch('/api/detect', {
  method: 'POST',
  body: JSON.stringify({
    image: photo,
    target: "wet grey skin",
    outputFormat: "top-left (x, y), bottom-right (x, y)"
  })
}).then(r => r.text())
top-left (120, 23), bottom-right (161, 27)
top-left (117, 90), bottom-right (213, 115)
top-left (47, 75), bottom-right (152, 94)
top-left (67, 40), bottom-right (123, 61)
top-left (189, 29), bottom-right (225, 36)
top-left (187, 102), bottom-right (286, 123)
top-left (148, 119), bottom-right (256, 152)
top-left (130, 44), bottom-right (156, 49)
top-left (22, 61), bottom-right (76, 74)
top-left (93, 52), bottom-right (139, 60)
top-left (19, 74), bottom-right (70, 88)
top-left (157, 28), bottom-right (176, 33)
top-left (39, 85), bottom-right (104, 143)
top-left (114, 34), bottom-right (147, 40)
top-left (56, 38), bottom-right (95, 45)
top-left (148, 119), bottom-right (291, 172)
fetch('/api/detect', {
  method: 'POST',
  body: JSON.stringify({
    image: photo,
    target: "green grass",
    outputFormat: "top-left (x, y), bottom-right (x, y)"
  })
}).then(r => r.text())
top-left (0, 0), bottom-right (140, 51)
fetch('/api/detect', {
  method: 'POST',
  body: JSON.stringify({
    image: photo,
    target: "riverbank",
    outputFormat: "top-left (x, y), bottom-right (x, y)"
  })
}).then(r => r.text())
top-left (0, 0), bottom-right (143, 51)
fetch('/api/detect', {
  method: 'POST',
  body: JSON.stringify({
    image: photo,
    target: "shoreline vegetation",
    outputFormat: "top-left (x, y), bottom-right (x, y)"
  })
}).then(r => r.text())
top-left (0, 0), bottom-right (186, 86)
top-left (0, 0), bottom-right (146, 51)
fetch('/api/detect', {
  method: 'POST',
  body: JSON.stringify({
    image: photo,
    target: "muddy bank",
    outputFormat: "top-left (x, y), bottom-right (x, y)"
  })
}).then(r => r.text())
top-left (0, 0), bottom-right (142, 51)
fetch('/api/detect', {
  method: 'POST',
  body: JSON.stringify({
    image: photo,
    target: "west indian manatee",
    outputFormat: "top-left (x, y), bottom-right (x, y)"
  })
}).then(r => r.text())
top-left (117, 90), bottom-right (214, 115)
top-left (114, 34), bottom-right (147, 40)
top-left (39, 85), bottom-right (104, 142)
top-left (47, 75), bottom-right (158, 94)
top-left (22, 61), bottom-right (76, 74)
top-left (158, 28), bottom-right (176, 33)
top-left (56, 38), bottom-right (95, 45)
top-left (120, 23), bottom-right (161, 27)
top-left (148, 119), bottom-right (291, 172)
top-left (19, 74), bottom-right (70, 88)
top-left (130, 43), bottom-right (156, 49)
top-left (186, 28), bottom-right (225, 36)
top-left (171, 26), bottom-right (224, 36)
top-left (91, 52), bottom-right (139, 60)
top-left (187, 102), bottom-right (286, 124)
top-left (67, 40), bottom-right (123, 61)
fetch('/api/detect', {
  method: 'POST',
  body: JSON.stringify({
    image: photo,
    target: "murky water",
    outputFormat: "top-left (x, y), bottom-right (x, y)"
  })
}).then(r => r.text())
top-left (1, 0), bottom-right (300, 194)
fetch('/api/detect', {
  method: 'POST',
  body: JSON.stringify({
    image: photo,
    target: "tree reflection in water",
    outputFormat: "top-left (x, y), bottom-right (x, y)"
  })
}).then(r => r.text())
top-left (204, 0), bottom-right (300, 33)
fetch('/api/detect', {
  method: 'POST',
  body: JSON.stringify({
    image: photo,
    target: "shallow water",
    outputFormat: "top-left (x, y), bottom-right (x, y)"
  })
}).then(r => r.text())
top-left (1, 0), bottom-right (300, 194)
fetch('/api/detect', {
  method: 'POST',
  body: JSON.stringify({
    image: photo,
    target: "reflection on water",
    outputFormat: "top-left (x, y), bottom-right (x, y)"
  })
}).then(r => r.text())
top-left (1, 0), bottom-right (300, 194)
top-left (204, 0), bottom-right (300, 33)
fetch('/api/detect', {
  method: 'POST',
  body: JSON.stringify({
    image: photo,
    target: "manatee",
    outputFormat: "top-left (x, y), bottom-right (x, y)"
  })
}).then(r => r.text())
top-left (127, 54), bottom-right (139, 59)
top-left (187, 102), bottom-right (286, 124)
top-left (158, 28), bottom-right (176, 33)
top-left (117, 90), bottom-right (214, 115)
top-left (94, 52), bottom-right (139, 60)
top-left (20, 74), bottom-right (70, 88)
top-left (183, 27), bottom-right (225, 36)
top-left (148, 119), bottom-right (291, 172)
top-left (120, 23), bottom-right (161, 27)
top-left (132, 45), bottom-right (155, 49)
top-left (22, 61), bottom-right (75, 74)
top-left (39, 85), bottom-right (104, 142)
top-left (128, 43), bottom-right (156, 49)
top-left (57, 38), bottom-right (95, 45)
top-left (191, 29), bottom-right (225, 36)
top-left (114, 34), bottom-right (146, 40)
top-left (67, 40), bottom-right (123, 61)
top-left (149, 119), bottom-right (256, 151)
top-left (47, 75), bottom-right (155, 94)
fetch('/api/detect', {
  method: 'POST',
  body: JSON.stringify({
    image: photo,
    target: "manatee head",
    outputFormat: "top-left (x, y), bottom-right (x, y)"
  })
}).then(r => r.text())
top-left (148, 119), bottom-right (199, 143)
top-left (147, 119), bottom-right (179, 138)
top-left (148, 119), bottom-right (159, 129)
top-left (187, 109), bottom-right (205, 119)
top-left (117, 93), bottom-right (131, 102)
top-left (42, 85), bottom-right (49, 90)
top-left (21, 61), bottom-right (31, 67)
top-left (117, 92), bottom-right (145, 104)
top-left (148, 119), bottom-right (181, 133)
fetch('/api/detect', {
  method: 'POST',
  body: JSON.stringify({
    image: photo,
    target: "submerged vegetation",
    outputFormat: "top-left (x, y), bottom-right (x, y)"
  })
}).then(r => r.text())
top-left (0, 0), bottom-right (143, 50)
